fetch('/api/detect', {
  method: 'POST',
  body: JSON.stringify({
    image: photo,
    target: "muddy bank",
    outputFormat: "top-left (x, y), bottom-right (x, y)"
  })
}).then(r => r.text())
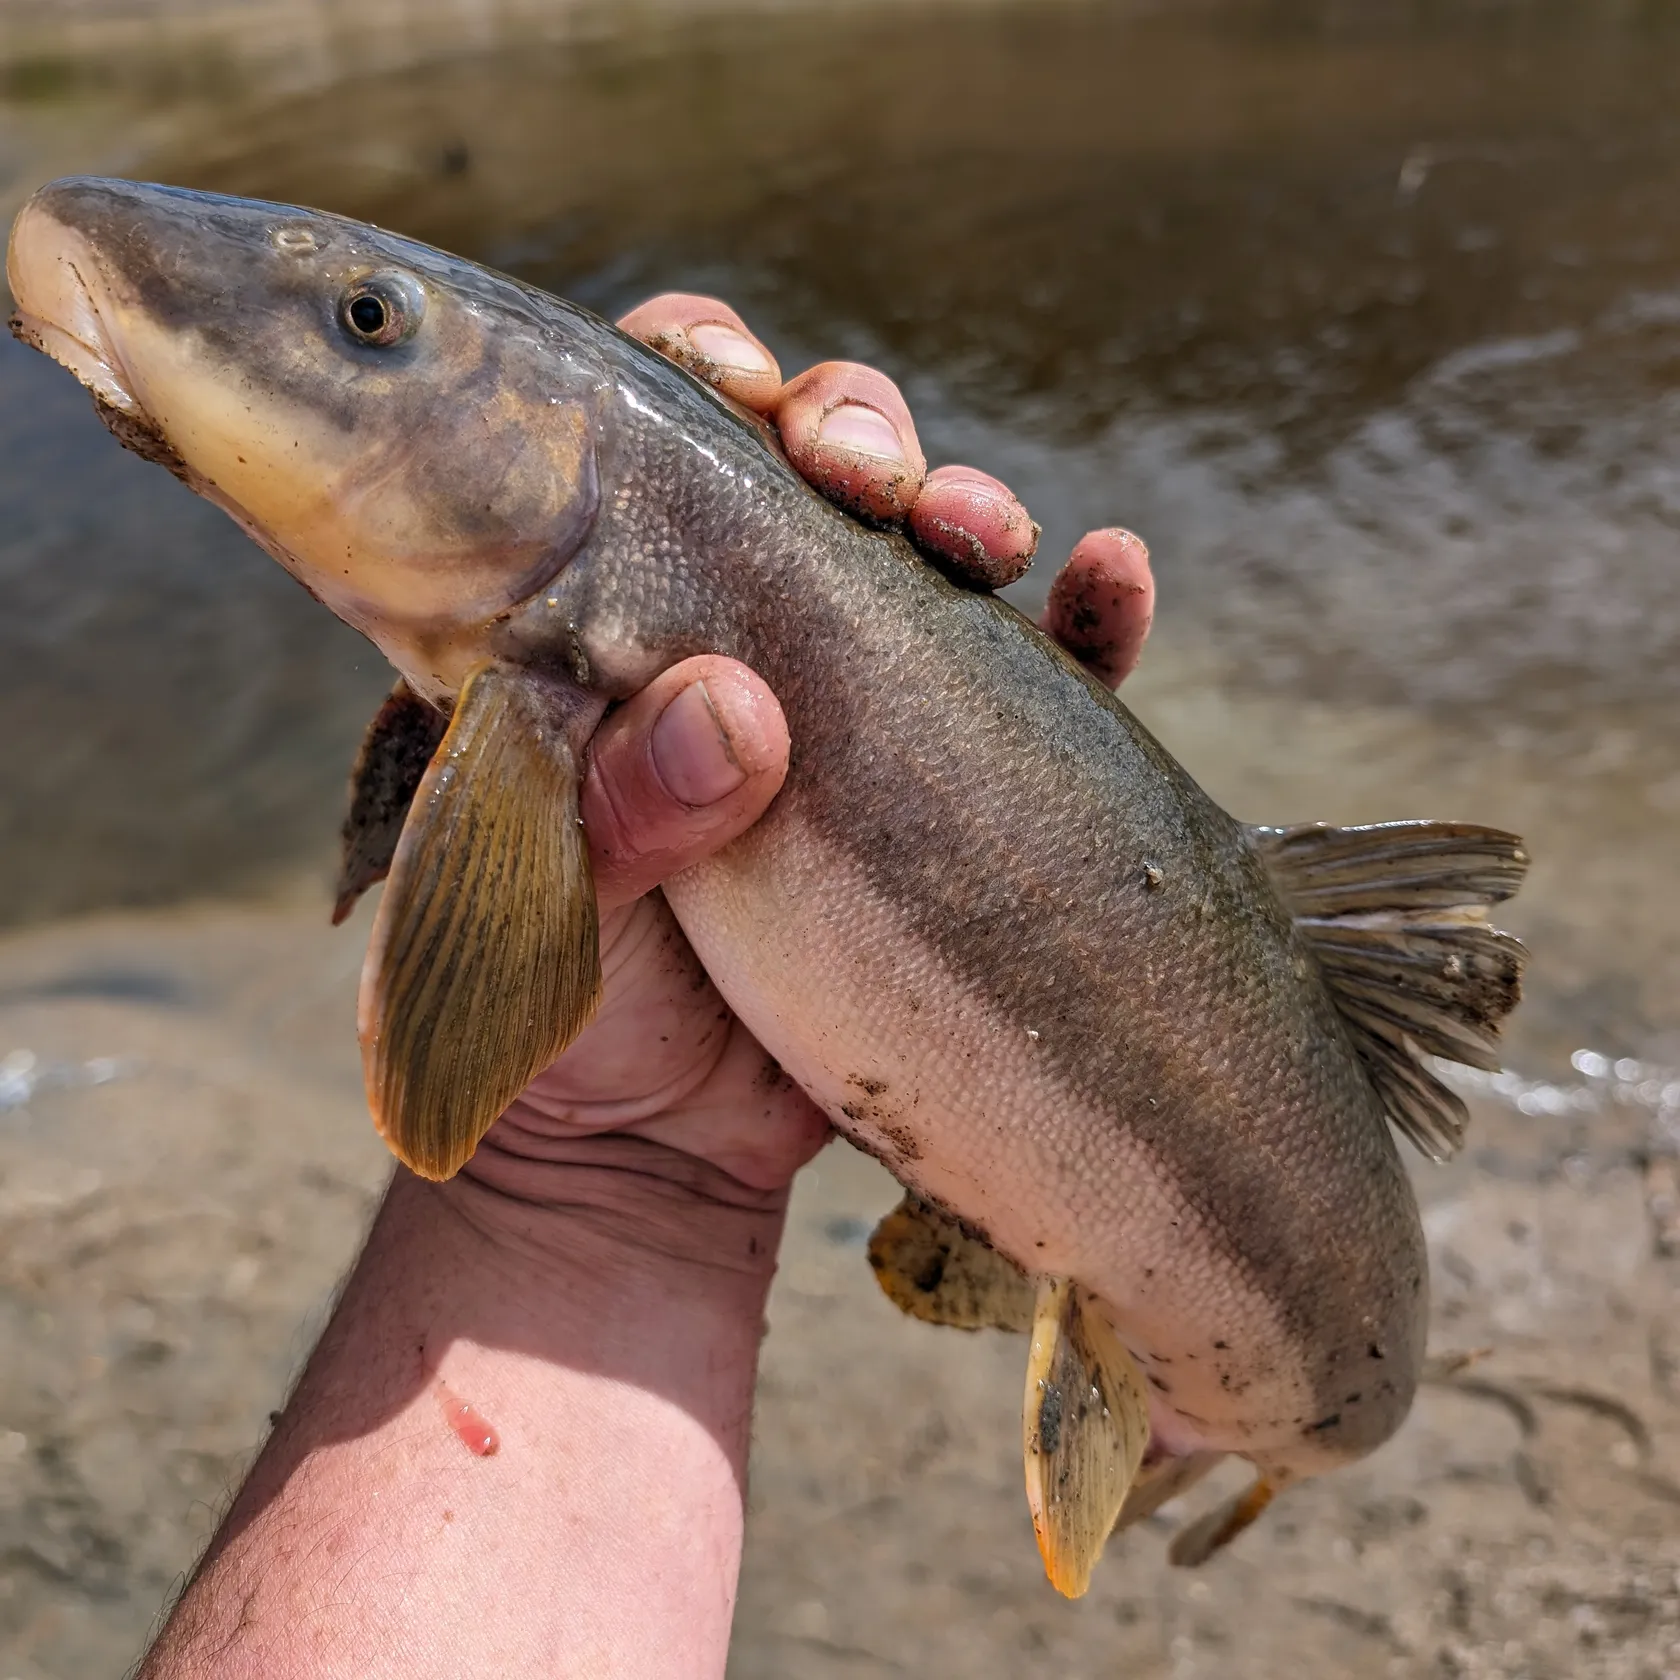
top-left (0, 901), bottom-right (1676, 1678)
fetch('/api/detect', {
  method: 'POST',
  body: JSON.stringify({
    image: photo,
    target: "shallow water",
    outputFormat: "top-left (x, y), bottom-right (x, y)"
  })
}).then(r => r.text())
top-left (3, 0), bottom-right (1679, 1064)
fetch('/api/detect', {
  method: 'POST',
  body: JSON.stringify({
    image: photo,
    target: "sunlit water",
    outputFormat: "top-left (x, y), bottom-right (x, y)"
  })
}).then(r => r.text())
top-left (3, 0), bottom-right (1679, 1072)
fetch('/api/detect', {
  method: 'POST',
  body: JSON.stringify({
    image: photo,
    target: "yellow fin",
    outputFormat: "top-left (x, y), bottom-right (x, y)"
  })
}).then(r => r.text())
top-left (360, 662), bottom-right (602, 1181)
top-left (868, 1195), bottom-right (1035, 1331)
top-left (1022, 1277), bottom-right (1150, 1598)
top-left (1167, 1474), bottom-right (1280, 1567)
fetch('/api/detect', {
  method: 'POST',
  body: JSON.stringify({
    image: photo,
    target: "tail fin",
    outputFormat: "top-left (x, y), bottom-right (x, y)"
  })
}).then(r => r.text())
top-left (1248, 820), bottom-right (1529, 1162)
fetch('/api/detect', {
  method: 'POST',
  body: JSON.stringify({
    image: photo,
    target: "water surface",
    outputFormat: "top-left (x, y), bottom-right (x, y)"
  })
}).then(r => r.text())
top-left (3, 0), bottom-right (1678, 1065)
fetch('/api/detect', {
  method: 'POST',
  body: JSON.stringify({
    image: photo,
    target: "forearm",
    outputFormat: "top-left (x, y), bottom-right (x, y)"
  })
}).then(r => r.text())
top-left (141, 1130), bottom-right (785, 1680)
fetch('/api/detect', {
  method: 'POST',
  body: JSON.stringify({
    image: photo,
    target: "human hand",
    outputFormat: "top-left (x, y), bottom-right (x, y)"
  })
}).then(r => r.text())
top-left (449, 296), bottom-right (1160, 1265)
top-left (619, 292), bottom-right (1156, 683)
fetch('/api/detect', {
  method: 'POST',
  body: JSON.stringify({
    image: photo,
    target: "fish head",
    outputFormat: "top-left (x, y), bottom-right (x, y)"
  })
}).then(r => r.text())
top-left (7, 177), bottom-right (605, 700)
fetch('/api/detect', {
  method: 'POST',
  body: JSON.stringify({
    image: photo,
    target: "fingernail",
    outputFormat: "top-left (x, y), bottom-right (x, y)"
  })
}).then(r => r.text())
top-left (650, 680), bottom-right (748, 807)
top-left (689, 323), bottom-right (774, 374)
top-left (817, 401), bottom-right (906, 462)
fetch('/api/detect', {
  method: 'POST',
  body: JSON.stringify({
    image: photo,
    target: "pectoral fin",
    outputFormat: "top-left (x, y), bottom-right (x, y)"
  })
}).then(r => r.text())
top-left (360, 662), bottom-right (602, 1181)
top-left (334, 680), bottom-right (447, 925)
top-left (1022, 1277), bottom-right (1150, 1598)
top-left (868, 1195), bottom-right (1035, 1331)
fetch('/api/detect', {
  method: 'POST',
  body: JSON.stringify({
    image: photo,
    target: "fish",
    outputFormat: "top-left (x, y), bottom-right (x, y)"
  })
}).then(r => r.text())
top-left (6, 177), bottom-right (1529, 1595)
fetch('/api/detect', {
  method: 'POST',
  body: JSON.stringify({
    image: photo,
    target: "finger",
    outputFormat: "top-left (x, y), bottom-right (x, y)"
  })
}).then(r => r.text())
top-left (773, 361), bottom-right (927, 524)
top-left (617, 293), bottom-right (784, 412)
top-left (908, 465), bottom-right (1041, 588)
top-left (1042, 529), bottom-right (1155, 688)
top-left (582, 656), bottom-right (790, 913)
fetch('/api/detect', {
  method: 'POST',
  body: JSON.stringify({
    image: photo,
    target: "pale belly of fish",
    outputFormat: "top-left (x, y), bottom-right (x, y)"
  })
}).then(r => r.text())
top-left (669, 826), bottom-right (1323, 1466)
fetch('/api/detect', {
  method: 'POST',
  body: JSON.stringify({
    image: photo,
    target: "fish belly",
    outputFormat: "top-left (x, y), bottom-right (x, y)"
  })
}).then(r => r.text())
top-left (663, 808), bottom-right (1322, 1465)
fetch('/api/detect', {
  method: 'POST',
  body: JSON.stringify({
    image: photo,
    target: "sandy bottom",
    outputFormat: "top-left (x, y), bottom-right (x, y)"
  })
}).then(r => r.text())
top-left (0, 900), bottom-right (1676, 1680)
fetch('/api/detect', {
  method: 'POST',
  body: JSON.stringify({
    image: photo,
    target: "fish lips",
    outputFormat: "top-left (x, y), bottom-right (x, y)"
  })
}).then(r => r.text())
top-left (8, 194), bottom-right (142, 414)
top-left (7, 192), bottom-right (192, 480)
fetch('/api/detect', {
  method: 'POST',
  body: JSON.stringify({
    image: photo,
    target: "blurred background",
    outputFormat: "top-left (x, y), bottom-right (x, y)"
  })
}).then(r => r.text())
top-left (1, 1), bottom-right (1678, 1675)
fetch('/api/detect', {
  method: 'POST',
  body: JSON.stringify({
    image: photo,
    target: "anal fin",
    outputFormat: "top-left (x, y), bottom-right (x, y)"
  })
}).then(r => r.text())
top-left (1112, 1448), bottom-right (1224, 1534)
top-left (334, 680), bottom-right (447, 925)
top-left (1167, 1474), bottom-right (1280, 1568)
top-left (868, 1195), bottom-right (1035, 1332)
top-left (361, 661), bottom-right (602, 1181)
top-left (1248, 819), bottom-right (1529, 1161)
top-left (1022, 1277), bottom-right (1150, 1598)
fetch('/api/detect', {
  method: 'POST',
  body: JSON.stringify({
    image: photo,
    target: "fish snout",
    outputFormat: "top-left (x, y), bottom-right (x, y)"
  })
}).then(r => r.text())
top-left (8, 179), bottom-right (140, 415)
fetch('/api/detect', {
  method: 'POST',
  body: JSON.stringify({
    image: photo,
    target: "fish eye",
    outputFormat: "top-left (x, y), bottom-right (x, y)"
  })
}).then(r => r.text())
top-left (338, 271), bottom-right (426, 348)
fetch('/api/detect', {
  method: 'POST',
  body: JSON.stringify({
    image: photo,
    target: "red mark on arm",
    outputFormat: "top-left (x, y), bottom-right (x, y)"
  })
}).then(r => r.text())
top-left (436, 1379), bottom-right (500, 1457)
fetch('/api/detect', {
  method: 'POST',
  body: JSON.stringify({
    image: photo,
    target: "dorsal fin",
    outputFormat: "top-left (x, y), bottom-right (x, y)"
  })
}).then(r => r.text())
top-left (1247, 820), bottom-right (1529, 1163)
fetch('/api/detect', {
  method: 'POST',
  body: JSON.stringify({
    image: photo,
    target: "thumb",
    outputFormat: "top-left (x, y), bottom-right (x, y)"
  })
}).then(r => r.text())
top-left (581, 656), bottom-right (790, 913)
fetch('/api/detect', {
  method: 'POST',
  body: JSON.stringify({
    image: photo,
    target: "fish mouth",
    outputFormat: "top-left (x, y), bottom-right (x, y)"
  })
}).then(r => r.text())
top-left (7, 196), bottom-right (139, 407)
top-left (8, 192), bottom-right (197, 481)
